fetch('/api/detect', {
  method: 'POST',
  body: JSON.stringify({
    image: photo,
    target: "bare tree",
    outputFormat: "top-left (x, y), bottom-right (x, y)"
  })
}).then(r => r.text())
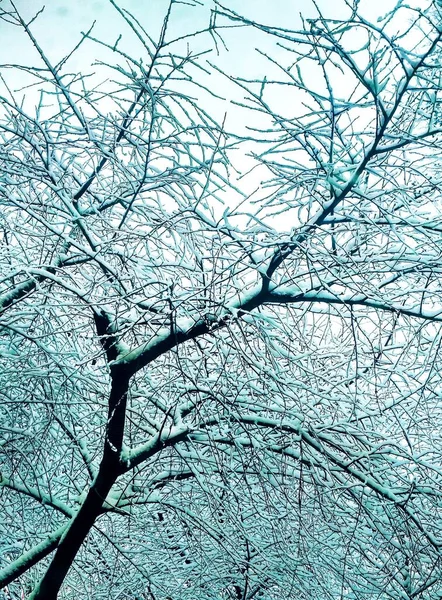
top-left (2, 0), bottom-right (442, 598)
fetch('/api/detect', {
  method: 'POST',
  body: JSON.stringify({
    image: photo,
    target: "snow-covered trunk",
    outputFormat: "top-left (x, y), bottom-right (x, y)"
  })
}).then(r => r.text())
top-left (28, 375), bottom-right (130, 599)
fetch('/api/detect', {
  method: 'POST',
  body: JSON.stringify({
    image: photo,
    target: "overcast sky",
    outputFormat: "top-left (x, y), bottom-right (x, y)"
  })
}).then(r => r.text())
top-left (0, 0), bottom-right (427, 233)
top-left (0, 0), bottom-right (398, 98)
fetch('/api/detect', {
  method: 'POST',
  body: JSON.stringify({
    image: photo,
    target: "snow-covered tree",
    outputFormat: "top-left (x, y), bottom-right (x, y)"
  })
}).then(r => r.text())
top-left (2, 0), bottom-right (442, 598)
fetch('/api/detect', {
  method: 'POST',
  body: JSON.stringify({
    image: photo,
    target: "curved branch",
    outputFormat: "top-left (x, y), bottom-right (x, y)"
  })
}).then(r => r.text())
top-left (0, 525), bottom-right (67, 589)
top-left (0, 475), bottom-right (73, 518)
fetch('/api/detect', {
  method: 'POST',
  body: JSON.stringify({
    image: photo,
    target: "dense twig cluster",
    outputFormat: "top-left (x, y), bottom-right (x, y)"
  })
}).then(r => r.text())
top-left (2, 0), bottom-right (442, 598)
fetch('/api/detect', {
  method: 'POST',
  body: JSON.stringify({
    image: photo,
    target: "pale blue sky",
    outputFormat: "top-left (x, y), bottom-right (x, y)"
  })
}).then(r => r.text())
top-left (0, 0), bottom-right (398, 90)
top-left (0, 0), bottom-right (430, 230)
top-left (0, 0), bottom-right (403, 132)
top-left (0, 0), bottom-right (414, 201)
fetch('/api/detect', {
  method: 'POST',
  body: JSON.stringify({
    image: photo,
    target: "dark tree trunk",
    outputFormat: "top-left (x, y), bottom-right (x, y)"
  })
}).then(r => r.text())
top-left (28, 455), bottom-right (118, 600)
top-left (28, 373), bottom-right (130, 599)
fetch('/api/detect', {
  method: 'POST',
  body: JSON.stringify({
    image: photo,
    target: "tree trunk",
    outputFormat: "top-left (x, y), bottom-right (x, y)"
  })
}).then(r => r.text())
top-left (28, 456), bottom-right (118, 600)
top-left (29, 460), bottom-right (118, 600)
top-left (28, 373), bottom-right (130, 599)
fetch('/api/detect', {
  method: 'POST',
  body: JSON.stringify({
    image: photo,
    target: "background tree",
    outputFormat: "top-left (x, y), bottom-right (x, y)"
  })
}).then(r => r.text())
top-left (2, 0), bottom-right (442, 598)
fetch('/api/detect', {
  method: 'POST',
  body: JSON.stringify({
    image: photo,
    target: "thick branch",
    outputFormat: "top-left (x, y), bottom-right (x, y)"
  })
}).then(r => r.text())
top-left (268, 288), bottom-right (442, 322)
top-left (0, 525), bottom-right (66, 589)
top-left (0, 476), bottom-right (73, 518)
top-left (113, 276), bottom-right (442, 381)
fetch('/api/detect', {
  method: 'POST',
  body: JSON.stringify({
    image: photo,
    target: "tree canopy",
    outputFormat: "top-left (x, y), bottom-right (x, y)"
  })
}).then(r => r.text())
top-left (2, 0), bottom-right (442, 598)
